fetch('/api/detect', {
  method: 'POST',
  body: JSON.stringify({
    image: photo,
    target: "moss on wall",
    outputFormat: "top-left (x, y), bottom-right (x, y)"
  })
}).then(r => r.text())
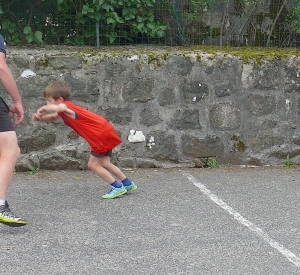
top-left (28, 44), bottom-right (300, 67)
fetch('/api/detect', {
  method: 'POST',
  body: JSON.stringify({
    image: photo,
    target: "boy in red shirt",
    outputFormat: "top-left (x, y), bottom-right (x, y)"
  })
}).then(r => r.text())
top-left (32, 81), bottom-right (137, 199)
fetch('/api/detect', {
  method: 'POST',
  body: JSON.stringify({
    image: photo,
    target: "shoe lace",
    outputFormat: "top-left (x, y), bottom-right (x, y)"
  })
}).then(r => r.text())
top-left (108, 187), bottom-right (116, 194)
top-left (0, 206), bottom-right (19, 220)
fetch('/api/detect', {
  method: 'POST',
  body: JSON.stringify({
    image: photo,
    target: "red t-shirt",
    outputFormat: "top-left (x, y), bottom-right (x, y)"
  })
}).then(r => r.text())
top-left (58, 101), bottom-right (122, 154)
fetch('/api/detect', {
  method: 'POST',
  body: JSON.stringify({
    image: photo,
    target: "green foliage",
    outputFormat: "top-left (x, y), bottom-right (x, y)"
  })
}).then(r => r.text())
top-left (71, 0), bottom-right (167, 44)
top-left (197, 0), bottom-right (216, 12)
top-left (1, 0), bottom-right (300, 47)
top-left (233, 0), bottom-right (258, 14)
top-left (23, 27), bottom-right (43, 44)
top-left (207, 157), bottom-right (219, 168)
top-left (52, 0), bottom-right (166, 44)
top-left (0, 0), bottom-right (166, 46)
top-left (182, 0), bottom-right (216, 19)
top-left (1, 19), bottom-right (21, 45)
top-left (0, 1), bottom-right (53, 45)
top-left (284, 154), bottom-right (292, 168)
top-left (29, 168), bottom-right (38, 175)
top-left (287, 3), bottom-right (300, 34)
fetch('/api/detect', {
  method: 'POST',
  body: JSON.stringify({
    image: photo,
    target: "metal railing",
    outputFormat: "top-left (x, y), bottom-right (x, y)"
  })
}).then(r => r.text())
top-left (1, 0), bottom-right (300, 48)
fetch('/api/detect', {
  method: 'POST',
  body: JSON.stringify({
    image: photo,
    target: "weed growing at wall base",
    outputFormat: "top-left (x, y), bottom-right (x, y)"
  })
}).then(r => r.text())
top-left (207, 157), bottom-right (219, 168)
top-left (284, 154), bottom-right (292, 168)
top-left (29, 168), bottom-right (38, 175)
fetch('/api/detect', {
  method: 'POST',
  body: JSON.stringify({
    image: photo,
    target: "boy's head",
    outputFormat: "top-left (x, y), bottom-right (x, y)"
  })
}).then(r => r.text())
top-left (43, 81), bottom-right (71, 101)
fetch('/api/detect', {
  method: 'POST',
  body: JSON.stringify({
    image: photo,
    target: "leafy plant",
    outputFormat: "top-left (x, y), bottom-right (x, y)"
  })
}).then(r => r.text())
top-left (0, 0), bottom-right (53, 45)
top-left (1, 0), bottom-right (300, 47)
top-left (58, 0), bottom-right (167, 45)
top-left (29, 168), bottom-right (38, 175)
top-left (207, 157), bottom-right (219, 168)
top-left (0, 0), bottom-right (166, 46)
top-left (23, 27), bottom-right (43, 44)
top-left (286, 3), bottom-right (300, 34)
top-left (284, 154), bottom-right (292, 168)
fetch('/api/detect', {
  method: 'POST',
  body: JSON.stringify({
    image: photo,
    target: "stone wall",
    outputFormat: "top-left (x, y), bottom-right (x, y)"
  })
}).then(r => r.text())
top-left (2, 46), bottom-right (300, 171)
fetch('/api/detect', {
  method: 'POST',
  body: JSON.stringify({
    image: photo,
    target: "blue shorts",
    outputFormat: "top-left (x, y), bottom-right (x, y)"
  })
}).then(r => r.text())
top-left (0, 97), bottom-right (14, 132)
top-left (91, 150), bottom-right (112, 158)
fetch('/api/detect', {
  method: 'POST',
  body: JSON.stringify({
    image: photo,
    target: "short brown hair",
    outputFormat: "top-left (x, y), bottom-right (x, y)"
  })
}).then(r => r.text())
top-left (43, 81), bottom-right (71, 100)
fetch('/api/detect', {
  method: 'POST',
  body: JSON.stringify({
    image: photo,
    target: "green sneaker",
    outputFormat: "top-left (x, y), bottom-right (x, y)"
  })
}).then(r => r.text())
top-left (124, 182), bottom-right (137, 193)
top-left (0, 204), bottom-right (28, 227)
top-left (102, 186), bottom-right (127, 199)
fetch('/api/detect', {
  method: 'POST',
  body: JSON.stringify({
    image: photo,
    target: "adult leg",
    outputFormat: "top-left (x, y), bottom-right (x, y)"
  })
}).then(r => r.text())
top-left (0, 131), bottom-right (20, 200)
top-left (0, 131), bottom-right (27, 226)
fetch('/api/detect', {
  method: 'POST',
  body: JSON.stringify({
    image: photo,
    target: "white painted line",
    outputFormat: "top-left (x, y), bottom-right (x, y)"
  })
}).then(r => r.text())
top-left (183, 173), bottom-right (300, 268)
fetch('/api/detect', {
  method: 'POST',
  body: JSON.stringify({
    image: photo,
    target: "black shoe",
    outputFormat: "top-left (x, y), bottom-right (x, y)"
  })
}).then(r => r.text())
top-left (0, 203), bottom-right (28, 227)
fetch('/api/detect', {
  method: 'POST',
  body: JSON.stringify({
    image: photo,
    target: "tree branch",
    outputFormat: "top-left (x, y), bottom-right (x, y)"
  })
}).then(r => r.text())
top-left (266, 0), bottom-right (287, 47)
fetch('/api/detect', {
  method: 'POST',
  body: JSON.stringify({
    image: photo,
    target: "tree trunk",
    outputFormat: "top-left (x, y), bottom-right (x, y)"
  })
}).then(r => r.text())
top-left (266, 0), bottom-right (288, 47)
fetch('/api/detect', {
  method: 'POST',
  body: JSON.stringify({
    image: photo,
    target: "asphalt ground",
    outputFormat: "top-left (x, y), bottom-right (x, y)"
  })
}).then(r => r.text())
top-left (1, 166), bottom-right (300, 275)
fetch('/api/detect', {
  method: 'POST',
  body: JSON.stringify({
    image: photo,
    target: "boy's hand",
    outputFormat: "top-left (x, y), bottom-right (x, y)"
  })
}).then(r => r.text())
top-left (32, 107), bottom-right (45, 121)
top-left (36, 107), bottom-right (45, 119)
top-left (32, 113), bottom-right (41, 121)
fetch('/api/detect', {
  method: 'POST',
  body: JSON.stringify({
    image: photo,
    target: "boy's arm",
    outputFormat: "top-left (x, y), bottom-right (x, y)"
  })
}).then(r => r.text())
top-left (32, 103), bottom-right (75, 122)
top-left (33, 113), bottom-right (60, 122)
top-left (32, 111), bottom-right (59, 122)
top-left (38, 103), bottom-right (75, 118)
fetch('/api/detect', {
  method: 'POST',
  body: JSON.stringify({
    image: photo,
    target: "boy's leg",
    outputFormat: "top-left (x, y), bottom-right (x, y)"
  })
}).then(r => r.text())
top-left (88, 155), bottom-right (127, 199)
top-left (98, 156), bottom-right (127, 181)
top-left (88, 155), bottom-right (118, 183)
top-left (0, 131), bottom-right (27, 226)
top-left (97, 156), bottom-right (137, 192)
